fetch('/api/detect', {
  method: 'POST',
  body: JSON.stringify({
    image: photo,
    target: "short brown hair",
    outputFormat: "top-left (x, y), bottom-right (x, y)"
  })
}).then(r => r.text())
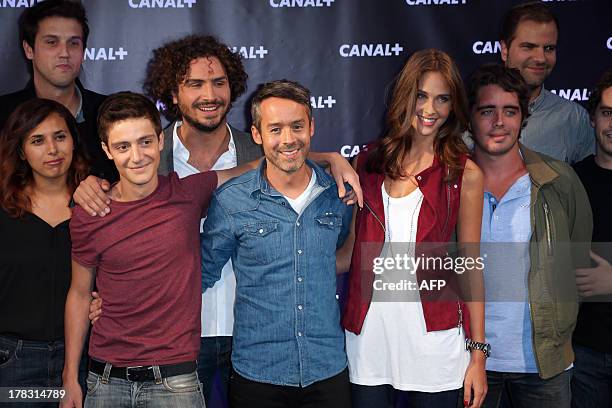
top-left (97, 92), bottom-right (162, 144)
top-left (0, 98), bottom-right (89, 217)
top-left (250, 80), bottom-right (312, 132)
top-left (467, 64), bottom-right (531, 125)
top-left (500, 2), bottom-right (559, 47)
top-left (144, 35), bottom-right (247, 121)
top-left (587, 69), bottom-right (612, 116)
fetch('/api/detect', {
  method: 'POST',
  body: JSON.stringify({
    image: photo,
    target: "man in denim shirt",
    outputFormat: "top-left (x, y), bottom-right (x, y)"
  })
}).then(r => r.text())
top-left (201, 80), bottom-right (352, 408)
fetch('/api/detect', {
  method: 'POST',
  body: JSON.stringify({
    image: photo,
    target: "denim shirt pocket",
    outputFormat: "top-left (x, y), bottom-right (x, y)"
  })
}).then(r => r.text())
top-left (314, 212), bottom-right (343, 256)
top-left (242, 221), bottom-right (281, 264)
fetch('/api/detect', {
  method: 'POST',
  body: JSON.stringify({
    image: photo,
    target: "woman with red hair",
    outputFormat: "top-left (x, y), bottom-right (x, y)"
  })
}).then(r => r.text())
top-left (338, 49), bottom-right (487, 407)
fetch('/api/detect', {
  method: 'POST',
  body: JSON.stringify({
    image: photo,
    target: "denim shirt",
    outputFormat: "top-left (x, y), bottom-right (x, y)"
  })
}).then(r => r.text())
top-left (201, 160), bottom-right (352, 386)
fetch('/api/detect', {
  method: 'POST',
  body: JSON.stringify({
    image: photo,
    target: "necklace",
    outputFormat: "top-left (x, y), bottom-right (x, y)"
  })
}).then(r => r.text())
top-left (384, 185), bottom-right (424, 259)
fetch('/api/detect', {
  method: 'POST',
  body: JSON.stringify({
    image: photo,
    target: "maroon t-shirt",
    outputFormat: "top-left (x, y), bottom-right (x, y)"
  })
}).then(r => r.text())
top-left (70, 172), bottom-right (217, 366)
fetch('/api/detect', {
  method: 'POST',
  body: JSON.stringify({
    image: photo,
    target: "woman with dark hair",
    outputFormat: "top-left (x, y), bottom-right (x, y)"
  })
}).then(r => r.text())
top-left (338, 49), bottom-right (487, 407)
top-left (0, 98), bottom-right (89, 397)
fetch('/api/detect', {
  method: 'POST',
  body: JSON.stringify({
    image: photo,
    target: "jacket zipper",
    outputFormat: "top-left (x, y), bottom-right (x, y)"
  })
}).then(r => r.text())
top-left (363, 199), bottom-right (386, 234)
top-left (457, 301), bottom-right (463, 335)
top-left (543, 201), bottom-right (553, 256)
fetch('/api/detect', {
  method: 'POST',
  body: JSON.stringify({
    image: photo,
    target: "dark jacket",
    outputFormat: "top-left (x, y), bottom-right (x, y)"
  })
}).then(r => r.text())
top-left (0, 80), bottom-right (117, 182)
top-left (158, 121), bottom-right (262, 175)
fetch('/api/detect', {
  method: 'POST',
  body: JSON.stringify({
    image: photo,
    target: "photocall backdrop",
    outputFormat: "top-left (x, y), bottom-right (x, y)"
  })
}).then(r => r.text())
top-left (0, 0), bottom-right (609, 406)
top-left (1, 0), bottom-right (610, 157)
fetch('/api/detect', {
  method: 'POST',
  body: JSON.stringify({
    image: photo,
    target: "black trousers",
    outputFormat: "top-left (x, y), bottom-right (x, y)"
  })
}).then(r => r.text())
top-left (229, 368), bottom-right (350, 408)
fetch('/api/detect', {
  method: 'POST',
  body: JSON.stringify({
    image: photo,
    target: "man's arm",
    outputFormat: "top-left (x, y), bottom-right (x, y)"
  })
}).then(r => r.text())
top-left (61, 261), bottom-right (96, 408)
top-left (72, 175), bottom-right (112, 217)
top-left (201, 194), bottom-right (237, 291)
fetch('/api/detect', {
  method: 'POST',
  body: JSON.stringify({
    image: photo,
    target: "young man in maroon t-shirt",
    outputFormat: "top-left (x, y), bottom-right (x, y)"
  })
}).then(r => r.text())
top-left (61, 92), bottom-right (258, 408)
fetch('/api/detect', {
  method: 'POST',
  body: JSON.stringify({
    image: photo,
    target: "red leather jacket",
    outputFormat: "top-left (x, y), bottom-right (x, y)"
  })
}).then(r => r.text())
top-left (341, 145), bottom-right (471, 337)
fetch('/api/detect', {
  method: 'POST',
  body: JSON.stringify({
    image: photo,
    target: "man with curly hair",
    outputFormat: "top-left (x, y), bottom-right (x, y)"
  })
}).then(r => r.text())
top-left (145, 34), bottom-right (262, 404)
top-left (76, 35), bottom-right (262, 405)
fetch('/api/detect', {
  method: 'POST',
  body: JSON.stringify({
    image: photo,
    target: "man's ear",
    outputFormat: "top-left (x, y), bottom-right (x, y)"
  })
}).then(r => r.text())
top-left (309, 117), bottom-right (315, 139)
top-left (158, 131), bottom-right (165, 152)
top-left (500, 40), bottom-right (509, 64)
top-left (101, 142), bottom-right (113, 160)
top-left (251, 125), bottom-right (263, 145)
top-left (23, 40), bottom-right (34, 61)
top-left (171, 90), bottom-right (178, 106)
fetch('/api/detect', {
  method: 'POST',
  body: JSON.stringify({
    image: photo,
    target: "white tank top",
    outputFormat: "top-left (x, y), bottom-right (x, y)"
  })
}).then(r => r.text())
top-left (345, 183), bottom-right (469, 392)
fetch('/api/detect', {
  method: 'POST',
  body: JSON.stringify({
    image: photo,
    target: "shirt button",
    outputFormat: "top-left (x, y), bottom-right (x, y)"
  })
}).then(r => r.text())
top-left (258, 229), bottom-right (264, 234)
top-left (297, 277), bottom-right (303, 282)
top-left (489, 197), bottom-right (495, 202)
top-left (416, 176), bottom-right (422, 181)
top-left (297, 249), bottom-right (303, 255)
top-left (298, 332), bottom-right (303, 337)
top-left (329, 222), bottom-right (334, 226)
top-left (297, 305), bottom-right (303, 310)
top-left (296, 221), bottom-right (300, 227)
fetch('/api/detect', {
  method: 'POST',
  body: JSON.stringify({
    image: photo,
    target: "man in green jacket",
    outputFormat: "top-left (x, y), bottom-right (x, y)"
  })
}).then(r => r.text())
top-left (468, 64), bottom-right (592, 408)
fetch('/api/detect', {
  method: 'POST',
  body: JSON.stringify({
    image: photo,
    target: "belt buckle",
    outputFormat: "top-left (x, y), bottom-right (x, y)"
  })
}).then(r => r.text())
top-left (126, 365), bottom-right (152, 382)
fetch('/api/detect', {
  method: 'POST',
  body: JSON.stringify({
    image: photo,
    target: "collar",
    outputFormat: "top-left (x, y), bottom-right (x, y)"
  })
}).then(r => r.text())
top-left (74, 85), bottom-right (84, 123)
top-left (173, 121), bottom-right (236, 156)
top-left (250, 159), bottom-right (333, 198)
top-left (528, 85), bottom-right (549, 114)
top-left (24, 79), bottom-right (84, 122)
top-left (519, 143), bottom-right (559, 187)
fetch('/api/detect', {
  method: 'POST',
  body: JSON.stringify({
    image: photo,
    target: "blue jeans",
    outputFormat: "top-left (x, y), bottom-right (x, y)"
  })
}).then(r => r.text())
top-left (350, 383), bottom-right (460, 408)
top-left (84, 368), bottom-right (205, 408)
top-left (571, 343), bottom-right (612, 408)
top-left (198, 336), bottom-right (232, 404)
top-left (483, 369), bottom-right (572, 408)
top-left (0, 335), bottom-right (87, 408)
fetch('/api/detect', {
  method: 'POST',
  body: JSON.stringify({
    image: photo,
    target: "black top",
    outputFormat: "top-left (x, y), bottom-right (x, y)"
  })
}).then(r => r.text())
top-left (0, 208), bottom-right (71, 341)
top-left (572, 155), bottom-right (612, 352)
top-left (0, 80), bottom-right (118, 183)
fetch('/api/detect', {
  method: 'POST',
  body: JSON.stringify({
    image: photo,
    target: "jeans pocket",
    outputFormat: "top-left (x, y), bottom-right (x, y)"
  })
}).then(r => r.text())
top-left (0, 339), bottom-right (20, 369)
top-left (162, 371), bottom-right (200, 393)
top-left (86, 371), bottom-right (101, 394)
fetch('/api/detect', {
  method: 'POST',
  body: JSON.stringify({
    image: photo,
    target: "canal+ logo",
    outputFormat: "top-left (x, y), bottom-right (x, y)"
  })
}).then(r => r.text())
top-left (0, 0), bottom-right (42, 7)
top-left (128, 0), bottom-right (197, 8)
top-left (84, 47), bottom-right (128, 61)
top-left (311, 96), bottom-right (336, 109)
top-left (340, 43), bottom-right (403, 58)
top-left (230, 46), bottom-right (268, 60)
top-left (270, 0), bottom-right (334, 7)
top-left (473, 41), bottom-right (501, 54)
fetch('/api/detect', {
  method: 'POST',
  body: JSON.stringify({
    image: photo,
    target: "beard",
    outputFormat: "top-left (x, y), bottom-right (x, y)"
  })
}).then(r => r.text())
top-left (179, 100), bottom-right (230, 133)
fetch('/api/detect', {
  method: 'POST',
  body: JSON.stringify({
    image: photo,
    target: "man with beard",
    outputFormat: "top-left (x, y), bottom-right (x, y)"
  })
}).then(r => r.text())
top-left (499, 2), bottom-right (594, 164)
top-left (468, 64), bottom-right (591, 407)
top-left (76, 35), bottom-right (261, 404)
top-left (200, 80), bottom-right (352, 408)
top-left (571, 69), bottom-right (612, 408)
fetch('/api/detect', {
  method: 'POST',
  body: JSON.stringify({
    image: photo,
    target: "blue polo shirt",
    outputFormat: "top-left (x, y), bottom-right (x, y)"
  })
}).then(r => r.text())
top-left (481, 173), bottom-right (538, 373)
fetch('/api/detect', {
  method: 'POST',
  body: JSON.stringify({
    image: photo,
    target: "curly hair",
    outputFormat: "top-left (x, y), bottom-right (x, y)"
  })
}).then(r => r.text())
top-left (0, 99), bottom-right (89, 218)
top-left (143, 35), bottom-right (247, 121)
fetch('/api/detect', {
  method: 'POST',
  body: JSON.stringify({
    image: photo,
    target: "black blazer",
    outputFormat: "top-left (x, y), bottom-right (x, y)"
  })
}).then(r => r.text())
top-left (0, 80), bottom-right (118, 182)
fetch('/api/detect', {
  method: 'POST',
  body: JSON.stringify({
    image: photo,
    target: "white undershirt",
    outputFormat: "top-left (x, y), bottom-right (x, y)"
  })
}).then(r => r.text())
top-left (284, 171), bottom-right (317, 214)
top-left (173, 121), bottom-right (237, 337)
top-left (345, 184), bottom-right (469, 392)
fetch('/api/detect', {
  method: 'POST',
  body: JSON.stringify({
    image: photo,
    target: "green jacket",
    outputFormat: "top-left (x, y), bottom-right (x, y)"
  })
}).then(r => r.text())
top-left (521, 144), bottom-right (593, 379)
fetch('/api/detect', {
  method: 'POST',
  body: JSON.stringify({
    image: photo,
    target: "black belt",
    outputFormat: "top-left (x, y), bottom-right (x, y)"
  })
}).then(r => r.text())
top-left (89, 359), bottom-right (196, 382)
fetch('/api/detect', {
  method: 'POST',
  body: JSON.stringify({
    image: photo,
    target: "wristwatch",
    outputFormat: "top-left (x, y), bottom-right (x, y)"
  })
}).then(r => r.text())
top-left (465, 338), bottom-right (491, 358)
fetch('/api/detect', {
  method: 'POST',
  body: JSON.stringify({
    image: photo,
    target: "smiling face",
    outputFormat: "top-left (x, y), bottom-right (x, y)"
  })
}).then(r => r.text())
top-left (471, 84), bottom-right (523, 157)
top-left (173, 56), bottom-right (231, 133)
top-left (22, 112), bottom-right (74, 183)
top-left (411, 71), bottom-right (452, 140)
top-left (501, 19), bottom-right (557, 92)
top-left (593, 87), bottom-right (612, 159)
top-left (23, 16), bottom-right (84, 90)
top-left (251, 97), bottom-right (314, 177)
top-left (102, 117), bottom-right (163, 197)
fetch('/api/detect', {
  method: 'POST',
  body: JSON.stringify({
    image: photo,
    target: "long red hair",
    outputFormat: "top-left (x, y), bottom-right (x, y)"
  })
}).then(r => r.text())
top-left (366, 49), bottom-right (469, 181)
top-left (0, 98), bottom-right (89, 217)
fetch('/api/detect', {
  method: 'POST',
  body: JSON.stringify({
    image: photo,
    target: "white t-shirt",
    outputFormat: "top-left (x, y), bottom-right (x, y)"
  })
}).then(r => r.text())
top-left (173, 121), bottom-right (237, 337)
top-left (284, 171), bottom-right (317, 215)
top-left (345, 184), bottom-right (469, 392)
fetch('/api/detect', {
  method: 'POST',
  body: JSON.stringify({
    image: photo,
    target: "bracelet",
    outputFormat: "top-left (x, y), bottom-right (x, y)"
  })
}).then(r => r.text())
top-left (465, 338), bottom-right (491, 358)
